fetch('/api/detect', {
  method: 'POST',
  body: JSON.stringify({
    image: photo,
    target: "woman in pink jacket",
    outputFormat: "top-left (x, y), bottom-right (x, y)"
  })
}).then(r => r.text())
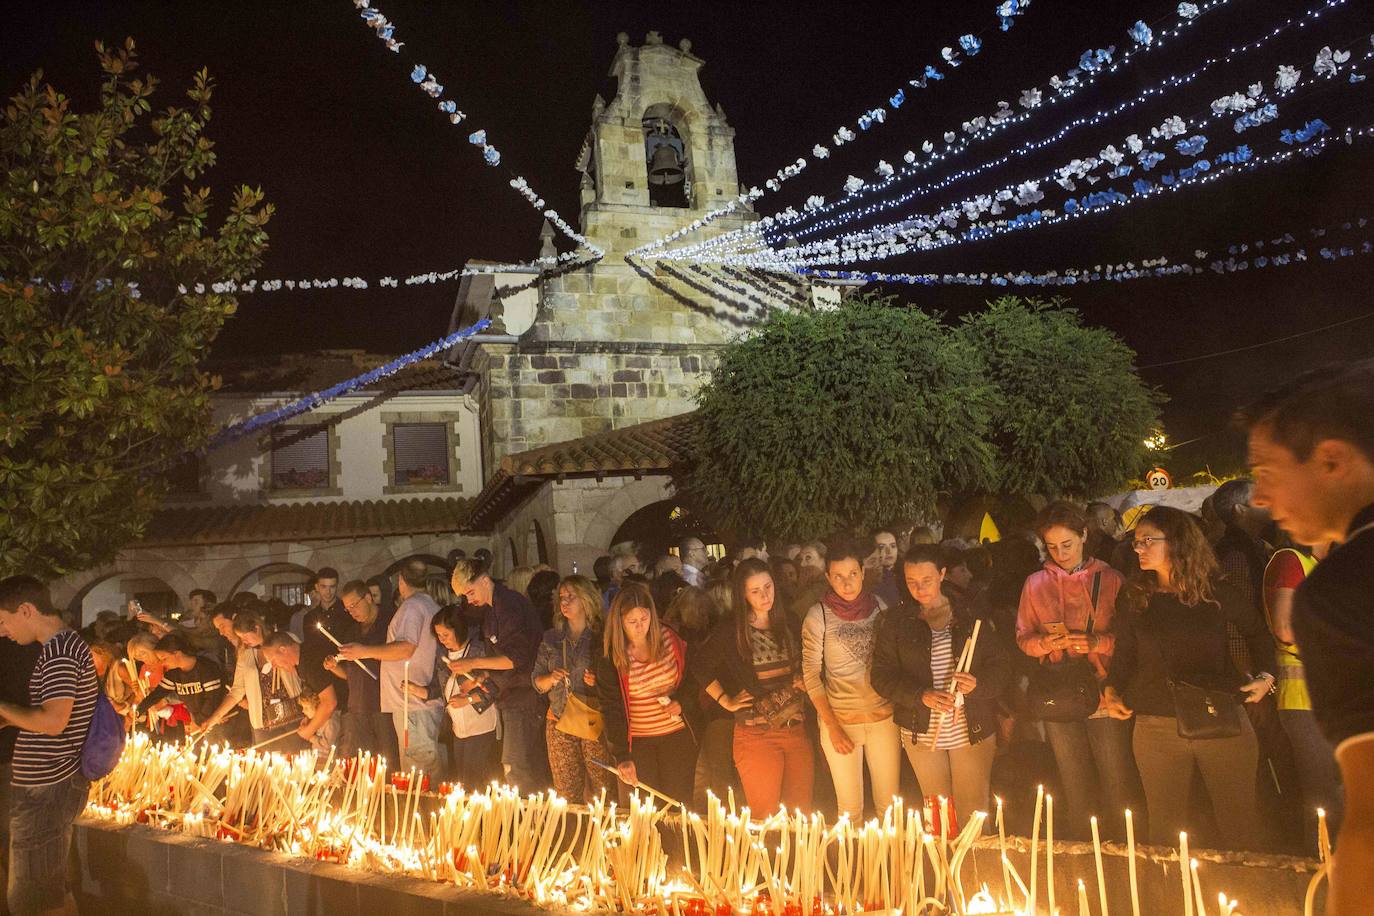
top-left (1017, 501), bottom-right (1144, 841)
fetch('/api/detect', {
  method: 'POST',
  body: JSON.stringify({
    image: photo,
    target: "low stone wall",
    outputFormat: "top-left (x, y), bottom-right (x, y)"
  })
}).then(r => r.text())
top-left (73, 817), bottom-right (1320, 915)
top-left (72, 819), bottom-right (543, 916)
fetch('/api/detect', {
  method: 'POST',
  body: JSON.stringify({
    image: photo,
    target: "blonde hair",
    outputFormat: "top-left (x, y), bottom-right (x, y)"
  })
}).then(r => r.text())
top-left (603, 581), bottom-right (667, 672)
top-left (557, 575), bottom-right (603, 629)
top-left (450, 557), bottom-right (486, 589)
top-left (506, 566), bottom-right (535, 598)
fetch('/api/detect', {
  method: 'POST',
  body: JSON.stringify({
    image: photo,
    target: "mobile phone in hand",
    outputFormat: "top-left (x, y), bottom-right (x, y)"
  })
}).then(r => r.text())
top-left (1043, 622), bottom-right (1070, 638)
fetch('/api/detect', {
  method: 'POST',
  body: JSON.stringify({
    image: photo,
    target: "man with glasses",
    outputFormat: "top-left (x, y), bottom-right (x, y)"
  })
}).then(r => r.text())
top-left (327, 580), bottom-right (396, 765)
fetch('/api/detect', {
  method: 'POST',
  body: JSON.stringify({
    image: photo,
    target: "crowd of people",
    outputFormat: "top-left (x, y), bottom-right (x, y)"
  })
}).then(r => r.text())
top-left (0, 357), bottom-right (1371, 915)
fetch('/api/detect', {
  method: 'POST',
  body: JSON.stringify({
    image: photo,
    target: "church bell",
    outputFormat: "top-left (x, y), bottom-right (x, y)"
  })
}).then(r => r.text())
top-left (647, 143), bottom-right (685, 185)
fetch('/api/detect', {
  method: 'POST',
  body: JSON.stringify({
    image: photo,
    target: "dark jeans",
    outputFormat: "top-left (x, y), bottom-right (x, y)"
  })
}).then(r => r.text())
top-left (8, 771), bottom-right (90, 915)
top-left (693, 717), bottom-right (738, 811)
top-left (499, 700), bottom-right (549, 791)
top-left (628, 728), bottom-right (697, 808)
top-left (1044, 716), bottom-right (1144, 841)
top-left (452, 730), bottom-right (498, 787)
top-left (346, 709), bottom-right (398, 768)
top-left (1280, 708), bottom-right (1344, 844)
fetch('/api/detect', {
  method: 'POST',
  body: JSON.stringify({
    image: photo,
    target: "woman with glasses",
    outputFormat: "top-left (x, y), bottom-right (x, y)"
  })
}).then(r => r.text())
top-left (533, 575), bottom-right (614, 803)
top-left (1016, 501), bottom-right (1142, 841)
top-left (1103, 506), bottom-right (1277, 849)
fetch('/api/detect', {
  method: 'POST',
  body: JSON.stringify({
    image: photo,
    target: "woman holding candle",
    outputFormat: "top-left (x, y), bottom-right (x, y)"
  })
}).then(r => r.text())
top-left (596, 581), bottom-right (700, 806)
top-left (1103, 507), bottom-right (1277, 849)
top-left (201, 606), bottom-right (306, 752)
top-left (1017, 501), bottom-right (1143, 841)
top-left (415, 605), bottom-right (499, 785)
top-left (696, 559), bottom-right (813, 813)
top-left (872, 544), bottom-right (1007, 830)
top-left (801, 539), bottom-right (899, 820)
top-left (533, 575), bottom-right (614, 803)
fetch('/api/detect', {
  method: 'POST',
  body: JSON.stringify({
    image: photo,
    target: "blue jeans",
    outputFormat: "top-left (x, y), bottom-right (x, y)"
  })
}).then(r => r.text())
top-left (8, 771), bottom-right (90, 915)
top-left (499, 701), bottom-right (549, 791)
top-left (393, 705), bottom-right (445, 776)
top-left (1044, 716), bottom-right (1144, 841)
top-left (1280, 708), bottom-right (1344, 844)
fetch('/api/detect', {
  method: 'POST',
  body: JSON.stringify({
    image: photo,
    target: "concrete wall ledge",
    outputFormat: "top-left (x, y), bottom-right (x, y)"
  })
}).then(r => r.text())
top-left (73, 818), bottom-right (545, 916)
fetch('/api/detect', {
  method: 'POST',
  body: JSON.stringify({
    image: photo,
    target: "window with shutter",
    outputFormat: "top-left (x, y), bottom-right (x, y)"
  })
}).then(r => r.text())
top-left (271, 427), bottom-right (330, 490)
top-left (393, 423), bottom-right (450, 486)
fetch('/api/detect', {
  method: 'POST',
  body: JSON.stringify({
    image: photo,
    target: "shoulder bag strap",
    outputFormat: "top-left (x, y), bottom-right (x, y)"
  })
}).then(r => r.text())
top-left (1086, 571), bottom-right (1103, 635)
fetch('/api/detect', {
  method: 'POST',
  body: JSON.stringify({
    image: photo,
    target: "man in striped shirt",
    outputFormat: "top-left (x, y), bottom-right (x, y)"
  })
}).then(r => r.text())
top-left (0, 575), bottom-right (99, 916)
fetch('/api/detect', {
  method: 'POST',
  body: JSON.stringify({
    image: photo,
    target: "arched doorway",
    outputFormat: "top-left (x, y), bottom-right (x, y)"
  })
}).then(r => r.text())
top-left (527, 520), bottom-right (549, 566)
top-left (228, 562), bottom-right (317, 607)
top-left (69, 572), bottom-right (180, 627)
top-left (609, 500), bottom-right (719, 562)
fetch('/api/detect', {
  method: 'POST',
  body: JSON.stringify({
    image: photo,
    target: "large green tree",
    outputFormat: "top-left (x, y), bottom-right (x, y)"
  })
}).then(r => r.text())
top-left (676, 294), bottom-right (997, 541)
top-left (953, 296), bottom-right (1164, 499)
top-left (0, 39), bottom-right (272, 578)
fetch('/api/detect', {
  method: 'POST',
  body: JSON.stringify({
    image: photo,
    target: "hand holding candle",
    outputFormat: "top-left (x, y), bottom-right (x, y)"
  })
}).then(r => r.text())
top-left (317, 623), bottom-right (378, 679)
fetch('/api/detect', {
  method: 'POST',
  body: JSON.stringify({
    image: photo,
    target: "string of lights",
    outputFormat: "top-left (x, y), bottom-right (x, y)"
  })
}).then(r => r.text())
top-left (352, 0), bottom-right (603, 258)
top-left (647, 0), bottom-right (1239, 263)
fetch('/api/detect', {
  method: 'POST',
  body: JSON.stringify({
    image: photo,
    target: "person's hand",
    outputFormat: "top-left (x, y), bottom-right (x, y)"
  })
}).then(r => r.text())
top-left (951, 672), bottom-right (977, 695)
top-left (662, 700), bottom-right (683, 718)
top-left (922, 689), bottom-right (958, 713)
top-left (616, 760), bottom-right (639, 786)
top-left (138, 614), bottom-right (171, 637)
top-left (1101, 687), bottom-right (1133, 720)
top-left (448, 657), bottom-right (479, 677)
top-left (717, 690), bottom-right (753, 712)
top-left (1066, 632), bottom-right (1096, 654)
top-left (336, 643), bottom-right (366, 661)
top-left (126, 599), bottom-right (141, 619)
top-left (1240, 674), bottom-right (1274, 704)
top-left (322, 656), bottom-right (343, 677)
top-left (583, 669), bottom-right (596, 687)
top-left (1043, 631), bottom-right (1072, 652)
top-left (539, 668), bottom-right (569, 691)
top-left (448, 693), bottom-right (471, 709)
top-left (296, 720), bottom-right (317, 741)
top-left (405, 681), bottom-right (428, 700)
top-left (827, 722), bottom-right (856, 755)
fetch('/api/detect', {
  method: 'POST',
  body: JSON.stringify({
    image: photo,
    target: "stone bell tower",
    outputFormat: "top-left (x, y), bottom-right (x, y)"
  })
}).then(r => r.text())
top-left (468, 32), bottom-right (806, 474)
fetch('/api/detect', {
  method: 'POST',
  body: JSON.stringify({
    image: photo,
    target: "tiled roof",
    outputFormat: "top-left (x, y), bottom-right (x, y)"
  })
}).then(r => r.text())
top-left (464, 413), bottom-right (697, 531)
top-left (136, 496), bottom-right (472, 547)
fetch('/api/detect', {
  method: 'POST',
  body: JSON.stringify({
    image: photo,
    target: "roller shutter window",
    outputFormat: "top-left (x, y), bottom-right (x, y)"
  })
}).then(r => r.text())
top-left (271, 427), bottom-right (329, 490)
top-left (394, 423), bottom-right (450, 486)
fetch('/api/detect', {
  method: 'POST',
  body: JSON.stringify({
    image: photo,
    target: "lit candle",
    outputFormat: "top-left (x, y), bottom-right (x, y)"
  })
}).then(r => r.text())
top-left (1126, 809), bottom-right (1140, 916)
top-left (315, 622), bottom-right (378, 679)
top-left (1030, 785), bottom-right (1043, 916)
top-left (402, 659), bottom-right (410, 750)
top-left (1190, 858), bottom-right (1208, 916)
top-left (1317, 807), bottom-right (1331, 863)
top-left (1046, 794), bottom-right (1055, 916)
top-left (1091, 815), bottom-right (1109, 916)
top-left (996, 797), bottom-right (1013, 910)
top-left (1180, 832), bottom-right (1193, 916)
top-left (1078, 878), bottom-right (1091, 916)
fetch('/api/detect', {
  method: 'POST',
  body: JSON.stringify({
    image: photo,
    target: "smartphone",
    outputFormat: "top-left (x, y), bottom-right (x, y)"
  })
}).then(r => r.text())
top-left (1043, 622), bottom-right (1071, 638)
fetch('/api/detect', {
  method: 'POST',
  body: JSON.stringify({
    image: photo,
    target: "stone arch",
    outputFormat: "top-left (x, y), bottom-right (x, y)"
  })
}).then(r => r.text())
top-left (580, 478), bottom-right (675, 554)
top-left (642, 102), bottom-right (699, 208)
top-left (68, 568), bottom-right (192, 627)
top-left (227, 562), bottom-right (317, 605)
top-left (528, 520), bottom-right (550, 566)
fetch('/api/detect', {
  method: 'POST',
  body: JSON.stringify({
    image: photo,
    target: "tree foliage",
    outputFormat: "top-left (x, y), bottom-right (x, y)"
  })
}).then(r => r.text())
top-left (676, 295), bottom-right (1162, 541)
top-left (0, 39), bottom-right (272, 578)
top-left (953, 297), bottom-right (1163, 499)
top-left (676, 295), bottom-right (997, 541)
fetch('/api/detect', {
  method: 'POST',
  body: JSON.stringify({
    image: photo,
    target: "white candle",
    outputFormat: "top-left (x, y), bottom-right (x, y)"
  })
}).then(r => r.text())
top-left (402, 660), bottom-right (410, 751)
top-left (1180, 832), bottom-right (1193, 916)
top-left (1091, 815), bottom-right (1109, 916)
top-left (1047, 794), bottom-right (1056, 916)
top-left (1078, 878), bottom-right (1091, 916)
top-left (1191, 858), bottom-right (1208, 916)
top-left (1317, 807), bottom-right (1331, 863)
top-left (1030, 785), bottom-right (1043, 916)
top-left (996, 797), bottom-right (1013, 910)
top-left (1126, 809), bottom-right (1140, 916)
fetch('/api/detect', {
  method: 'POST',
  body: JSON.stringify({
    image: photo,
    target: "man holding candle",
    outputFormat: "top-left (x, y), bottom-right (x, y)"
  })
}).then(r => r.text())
top-left (261, 632), bottom-right (340, 752)
top-left (340, 559), bottom-right (444, 775)
top-left (1243, 359), bottom-right (1374, 916)
top-left (329, 580), bottom-right (396, 765)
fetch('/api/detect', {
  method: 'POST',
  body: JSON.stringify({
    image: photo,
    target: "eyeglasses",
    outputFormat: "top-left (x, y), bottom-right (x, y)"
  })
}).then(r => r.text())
top-left (343, 597), bottom-right (368, 612)
top-left (1131, 536), bottom-right (1168, 550)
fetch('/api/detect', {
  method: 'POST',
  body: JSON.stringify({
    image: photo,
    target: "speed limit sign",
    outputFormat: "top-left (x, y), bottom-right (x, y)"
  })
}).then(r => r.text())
top-left (1146, 467), bottom-right (1172, 490)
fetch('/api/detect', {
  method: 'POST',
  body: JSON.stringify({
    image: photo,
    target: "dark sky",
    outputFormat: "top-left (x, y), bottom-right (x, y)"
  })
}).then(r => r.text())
top-left (6, 1), bottom-right (1374, 475)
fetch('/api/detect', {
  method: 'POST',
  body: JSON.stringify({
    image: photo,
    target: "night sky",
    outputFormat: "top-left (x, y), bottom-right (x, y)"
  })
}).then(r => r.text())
top-left (7, 1), bottom-right (1374, 475)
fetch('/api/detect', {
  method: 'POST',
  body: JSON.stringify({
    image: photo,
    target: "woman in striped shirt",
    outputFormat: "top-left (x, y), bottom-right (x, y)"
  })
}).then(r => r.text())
top-left (596, 581), bottom-right (699, 806)
top-left (872, 545), bottom-right (1008, 831)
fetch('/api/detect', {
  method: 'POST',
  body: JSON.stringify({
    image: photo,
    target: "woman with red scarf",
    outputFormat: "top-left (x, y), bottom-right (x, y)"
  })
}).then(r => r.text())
top-left (801, 539), bottom-right (900, 819)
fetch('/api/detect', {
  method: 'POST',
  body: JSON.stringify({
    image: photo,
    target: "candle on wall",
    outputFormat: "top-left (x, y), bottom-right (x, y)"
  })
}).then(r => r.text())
top-left (1126, 809), bottom-right (1141, 916)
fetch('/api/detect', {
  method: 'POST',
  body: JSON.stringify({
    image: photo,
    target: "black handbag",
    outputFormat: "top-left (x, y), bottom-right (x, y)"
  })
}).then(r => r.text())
top-left (1027, 572), bottom-right (1103, 723)
top-left (1168, 679), bottom-right (1243, 739)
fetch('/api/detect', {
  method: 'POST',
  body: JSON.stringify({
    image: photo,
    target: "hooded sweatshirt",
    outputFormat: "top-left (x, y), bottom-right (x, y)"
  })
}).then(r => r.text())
top-left (1016, 558), bottom-right (1123, 678)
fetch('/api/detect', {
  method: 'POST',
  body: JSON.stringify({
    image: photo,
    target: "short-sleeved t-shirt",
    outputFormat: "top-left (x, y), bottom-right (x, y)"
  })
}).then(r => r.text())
top-left (381, 592), bottom-right (440, 714)
top-left (13, 628), bottom-right (99, 787)
top-left (1294, 504), bottom-right (1374, 756)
